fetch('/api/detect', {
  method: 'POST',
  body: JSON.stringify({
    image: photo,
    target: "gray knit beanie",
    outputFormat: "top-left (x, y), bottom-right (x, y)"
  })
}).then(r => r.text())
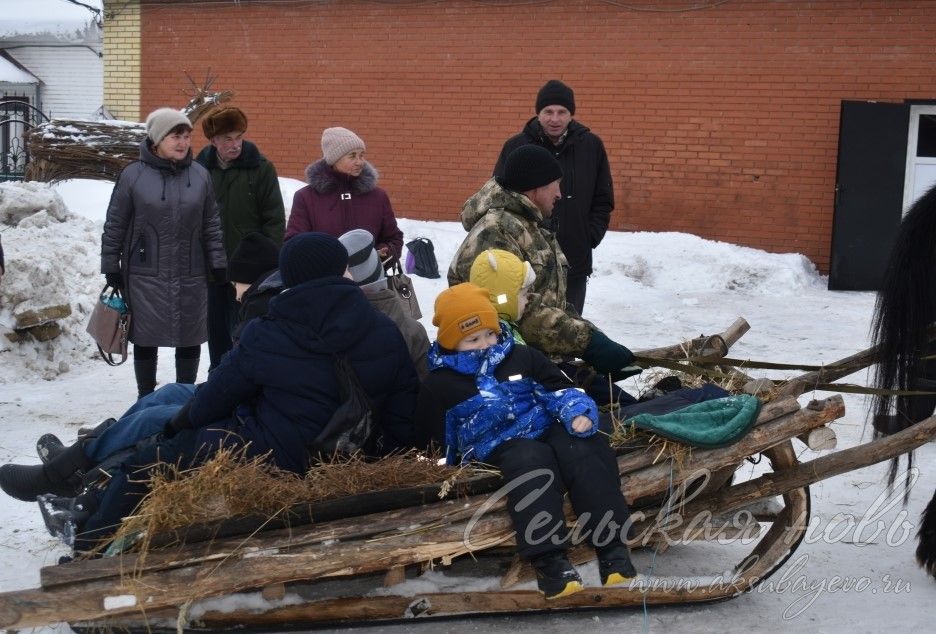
top-left (145, 108), bottom-right (192, 145)
top-left (338, 229), bottom-right (386, 293)
top-left (321, 127), bottom-right (365, 166)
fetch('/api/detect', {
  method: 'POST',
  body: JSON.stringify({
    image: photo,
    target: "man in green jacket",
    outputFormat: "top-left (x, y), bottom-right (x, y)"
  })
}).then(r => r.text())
top-left (449, 144), bottom-right (636, 381)
top-left (196, 105), bottom-right (285, 369)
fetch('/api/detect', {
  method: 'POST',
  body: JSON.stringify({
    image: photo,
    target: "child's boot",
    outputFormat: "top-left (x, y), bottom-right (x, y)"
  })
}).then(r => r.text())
top-left (531, 551), bottom-right (583, 599)
top-left (597, 544), bottom-right (637, 586)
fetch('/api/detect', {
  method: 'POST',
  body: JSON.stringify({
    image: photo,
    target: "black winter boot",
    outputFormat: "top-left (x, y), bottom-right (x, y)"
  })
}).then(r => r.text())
top-left (38, 491), bottom-right (98, 546)
top-left (175, 355), bottom-right (200, 385)
top-left (134, 357), bottom-right (158, 399)
top-left (37, 418), bottom-right (117, 464)
top-left (0, 439), bottom-right (92, 502)
top-left (597, 543), bottom-right (637, 586)
top-left (531, 551), bottom-right (583, 599)
top-left (36, 433), bottom-right (66, 463)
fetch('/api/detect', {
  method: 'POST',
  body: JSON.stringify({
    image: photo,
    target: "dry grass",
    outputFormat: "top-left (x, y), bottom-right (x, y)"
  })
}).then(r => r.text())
top-left (106, 447), bottom-right (477, 556)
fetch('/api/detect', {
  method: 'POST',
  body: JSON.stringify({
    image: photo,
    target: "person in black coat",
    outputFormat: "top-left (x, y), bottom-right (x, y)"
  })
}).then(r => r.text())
top-left (493, 80), bottom-right (614, 316)
top-left (7, 232), bottom-right (420, 553)
top-left (227, 231), bottom-right (283, 344)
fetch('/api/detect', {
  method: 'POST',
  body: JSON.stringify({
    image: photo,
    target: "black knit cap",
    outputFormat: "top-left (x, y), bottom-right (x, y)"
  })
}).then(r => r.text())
top-left (228, 232), bottom-right (280, 284)
top-left (535, 79), bottom-right (575, 115)
top-left (279, 232), bottom-right (349, 288)
top-left (496, 144), bottom-right (563, 193)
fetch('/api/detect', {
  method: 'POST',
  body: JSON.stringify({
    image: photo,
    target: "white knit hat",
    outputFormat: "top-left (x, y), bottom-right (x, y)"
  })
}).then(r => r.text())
top-left (321, 127), bottom-right (365, 166)
top-left (145, 108), bottom-right (192, 145)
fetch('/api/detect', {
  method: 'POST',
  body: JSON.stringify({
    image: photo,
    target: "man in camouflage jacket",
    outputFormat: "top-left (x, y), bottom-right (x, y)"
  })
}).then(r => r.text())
top-left (449, 145), bottom-right (636, 379)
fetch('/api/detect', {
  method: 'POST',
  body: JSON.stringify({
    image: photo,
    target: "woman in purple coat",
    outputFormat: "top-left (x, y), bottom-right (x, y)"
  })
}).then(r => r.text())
top-left (284, 127), bottom-right (403, 264)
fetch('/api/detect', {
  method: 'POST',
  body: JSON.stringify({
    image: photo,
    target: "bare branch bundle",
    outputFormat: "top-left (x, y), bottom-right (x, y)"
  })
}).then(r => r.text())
top-left (24, 81), bottom-right (234, 183)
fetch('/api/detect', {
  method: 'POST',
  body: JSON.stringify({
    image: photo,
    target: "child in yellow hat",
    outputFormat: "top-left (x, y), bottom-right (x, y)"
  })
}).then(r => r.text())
top-left (415, 282), bottom-right (635, 600)
top-left (469, 249), bottom-right (535, 343)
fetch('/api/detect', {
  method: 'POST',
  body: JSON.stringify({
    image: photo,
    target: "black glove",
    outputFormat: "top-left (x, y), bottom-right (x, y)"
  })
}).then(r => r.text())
top-left (104, 272), bottom-right (122, 290)
top-left (582, 329), bottom-right (641, 381)
top-left (164, 400), bottom-right (193, 439)
top-left (210, 268), bottom-right (227, 284)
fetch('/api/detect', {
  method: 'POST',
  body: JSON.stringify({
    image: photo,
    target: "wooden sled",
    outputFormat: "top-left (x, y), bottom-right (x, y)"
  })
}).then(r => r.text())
top-left (0, 319), bottom-right (934, 632)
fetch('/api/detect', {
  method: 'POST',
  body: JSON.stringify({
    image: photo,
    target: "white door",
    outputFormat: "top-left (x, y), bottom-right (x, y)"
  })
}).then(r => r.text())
top-left (902, 104), bottom-right (936, 211)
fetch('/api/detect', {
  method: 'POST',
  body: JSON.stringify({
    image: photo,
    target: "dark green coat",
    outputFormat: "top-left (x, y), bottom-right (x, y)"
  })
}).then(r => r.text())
top-left (196, 140), bottom-right (285, 258)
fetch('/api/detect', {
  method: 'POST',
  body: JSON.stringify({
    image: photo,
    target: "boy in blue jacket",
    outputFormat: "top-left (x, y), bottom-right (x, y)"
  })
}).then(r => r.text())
top-left (415, 282), bottom-right (635, 599)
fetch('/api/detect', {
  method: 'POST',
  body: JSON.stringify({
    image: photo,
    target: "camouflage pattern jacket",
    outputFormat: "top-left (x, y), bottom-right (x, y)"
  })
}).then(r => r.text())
top-left (448, 178), bottom-right (596, 357)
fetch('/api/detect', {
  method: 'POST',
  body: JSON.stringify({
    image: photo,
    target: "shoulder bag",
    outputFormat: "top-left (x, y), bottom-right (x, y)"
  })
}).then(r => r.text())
top-left (85, 285), bottom-right (131, 366)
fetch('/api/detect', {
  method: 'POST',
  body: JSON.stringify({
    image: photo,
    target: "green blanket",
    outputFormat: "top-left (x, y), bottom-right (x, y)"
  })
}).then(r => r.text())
top-left (626, 395), bottom-right (762, 449)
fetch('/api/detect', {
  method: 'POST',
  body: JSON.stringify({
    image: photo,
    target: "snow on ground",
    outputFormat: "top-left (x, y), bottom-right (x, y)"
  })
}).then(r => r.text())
top-left (0, 179), bottom-right (933, 633)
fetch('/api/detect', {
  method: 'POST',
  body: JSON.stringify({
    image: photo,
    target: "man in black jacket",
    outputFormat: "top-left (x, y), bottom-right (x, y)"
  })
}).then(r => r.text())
top-left (494, 80), bottom-right (614, 316)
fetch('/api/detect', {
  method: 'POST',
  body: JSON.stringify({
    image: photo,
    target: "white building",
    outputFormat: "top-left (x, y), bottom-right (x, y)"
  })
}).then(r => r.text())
top-left (0, 0), bottom-right (103, 179)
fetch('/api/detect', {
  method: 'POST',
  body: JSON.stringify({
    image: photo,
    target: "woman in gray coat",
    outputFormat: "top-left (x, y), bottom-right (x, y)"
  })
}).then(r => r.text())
top-left (101, 108), bottom-right (226, 398)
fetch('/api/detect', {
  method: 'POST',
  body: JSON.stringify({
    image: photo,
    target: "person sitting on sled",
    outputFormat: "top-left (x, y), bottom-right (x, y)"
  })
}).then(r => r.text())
top-left (468, 248), bottom-right (637, 408)
top-left (0, 233), bottom-right (420, 552)
top-left (414, 282), bottom-right (636, 599)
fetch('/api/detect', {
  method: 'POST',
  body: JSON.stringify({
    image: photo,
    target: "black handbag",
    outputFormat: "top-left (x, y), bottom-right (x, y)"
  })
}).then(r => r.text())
top-left (404, 237), bottom-right (441, 279)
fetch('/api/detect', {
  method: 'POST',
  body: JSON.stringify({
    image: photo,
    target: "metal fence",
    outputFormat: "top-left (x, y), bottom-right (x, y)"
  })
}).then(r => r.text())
top-left (0, 97), bottom-right (49, 182)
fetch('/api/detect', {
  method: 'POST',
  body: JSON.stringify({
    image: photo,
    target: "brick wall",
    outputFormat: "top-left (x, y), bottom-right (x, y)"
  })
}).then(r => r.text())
top-left (103, 0), bottom-right (140, 120)
top-left (136, 0), bottom-right (936, 272)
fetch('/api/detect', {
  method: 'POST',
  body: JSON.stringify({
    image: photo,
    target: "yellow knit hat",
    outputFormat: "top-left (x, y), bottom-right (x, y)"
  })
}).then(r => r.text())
top-left (432, 283), bottom-right (501, 349)
top-left (469, 249), bottom-right (536, 322)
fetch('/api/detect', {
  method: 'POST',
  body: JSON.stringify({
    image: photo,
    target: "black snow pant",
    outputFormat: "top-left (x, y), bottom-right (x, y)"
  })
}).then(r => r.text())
top-left (487, 423), bottom-right (632, 561)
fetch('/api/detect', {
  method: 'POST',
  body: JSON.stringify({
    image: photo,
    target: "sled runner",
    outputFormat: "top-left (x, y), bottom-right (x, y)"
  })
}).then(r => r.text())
top-left (0, 318), bottom-right (934, 632)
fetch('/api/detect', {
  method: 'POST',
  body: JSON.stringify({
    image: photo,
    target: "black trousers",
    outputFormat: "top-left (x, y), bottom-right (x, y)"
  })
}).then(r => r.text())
top-left (566, 274), bottom-right (588, 316)
top-left (207, 282), bottom-right (237, 370)
top-left (487, 424), bottom-right (631, 561)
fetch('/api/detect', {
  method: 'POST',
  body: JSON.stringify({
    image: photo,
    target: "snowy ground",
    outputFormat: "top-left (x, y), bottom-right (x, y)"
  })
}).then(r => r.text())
top-left (0, 179), bottom-right (933, 633)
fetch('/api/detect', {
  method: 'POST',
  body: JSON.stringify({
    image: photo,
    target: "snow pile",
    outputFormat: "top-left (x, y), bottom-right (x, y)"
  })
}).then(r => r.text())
top-left (0, 183), bottom-right (101, 382)
top-left (593, 231), bottom-right (823, 296)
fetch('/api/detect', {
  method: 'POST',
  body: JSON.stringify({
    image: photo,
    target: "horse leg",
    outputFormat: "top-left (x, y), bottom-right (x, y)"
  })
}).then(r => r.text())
top-left (917, 486), bottom-right (936, 579)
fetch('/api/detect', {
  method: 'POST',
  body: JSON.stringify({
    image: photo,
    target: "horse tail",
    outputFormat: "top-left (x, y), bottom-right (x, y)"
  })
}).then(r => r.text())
top-left (916, 487), bottom-right (936, 579)
top-left (870, 183), bottom-right (936, 496)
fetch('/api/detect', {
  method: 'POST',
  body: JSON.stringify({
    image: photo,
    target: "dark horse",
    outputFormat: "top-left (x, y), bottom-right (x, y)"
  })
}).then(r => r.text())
top-left (869, 182), bottom-right (936, 579)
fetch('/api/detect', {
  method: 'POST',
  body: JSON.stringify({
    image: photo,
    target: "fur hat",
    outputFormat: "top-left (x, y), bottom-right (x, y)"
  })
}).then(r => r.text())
top-left (432, 283), bottom-right (501, 350)
top-left (278, 232), bottom-right (349, 288)
top-left (145, 107), bottom-right (192, 145)
top-left (536, 79), bottom-right (575, 114)
top-left (228, 232), bottom-right (280, 284)
top-left (339, 228), bottom-right (386, 293)
top-left (469, 249), bottom-right (536, 322)
top-left (497, 144), bottom-right (563, 193)
top-left (202, 105), bottom-right (248, 138)
top-left (321, 127), bottom-right (365, 166)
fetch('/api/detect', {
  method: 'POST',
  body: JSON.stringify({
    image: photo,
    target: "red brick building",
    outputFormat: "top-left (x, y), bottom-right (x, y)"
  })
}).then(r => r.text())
top-left (114, 0), bottom-right (936, 285)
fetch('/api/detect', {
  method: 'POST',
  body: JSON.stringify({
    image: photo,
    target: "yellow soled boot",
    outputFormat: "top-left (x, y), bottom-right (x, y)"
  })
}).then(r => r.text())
top-left (598, 544), bottom-right (637, 586)
top-left (531, 551), bottom-right (584, 599)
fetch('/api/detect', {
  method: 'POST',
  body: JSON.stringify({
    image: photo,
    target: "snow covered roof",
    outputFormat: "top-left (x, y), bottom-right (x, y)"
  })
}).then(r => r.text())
top-left (0, 51), bottom-right (39, 84)
top-left (0, 0), bottom-right (102, 42)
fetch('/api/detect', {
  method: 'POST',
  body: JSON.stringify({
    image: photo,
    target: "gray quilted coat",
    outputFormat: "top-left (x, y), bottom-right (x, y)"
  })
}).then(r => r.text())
top-left (101, 140), bottom-right (226, 347)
